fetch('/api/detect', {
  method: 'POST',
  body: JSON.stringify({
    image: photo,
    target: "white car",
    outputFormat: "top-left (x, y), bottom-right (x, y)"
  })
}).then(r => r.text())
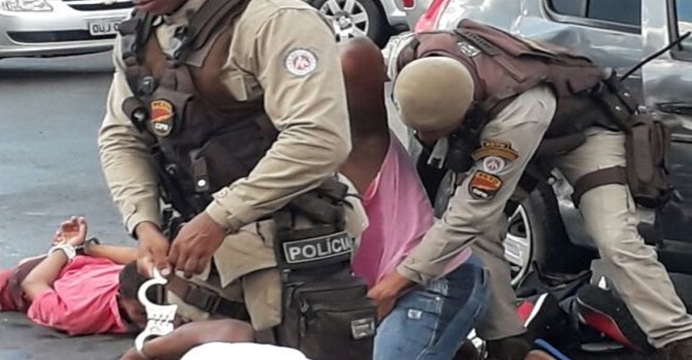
top-left (309, 0), bottom-right (409, 46)
top-left (0, 0), bottom-right (132, 59)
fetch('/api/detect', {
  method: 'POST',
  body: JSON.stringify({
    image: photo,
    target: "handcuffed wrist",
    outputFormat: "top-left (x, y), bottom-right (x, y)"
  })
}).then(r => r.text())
top-left (47, 244), bottom-right (77, 262)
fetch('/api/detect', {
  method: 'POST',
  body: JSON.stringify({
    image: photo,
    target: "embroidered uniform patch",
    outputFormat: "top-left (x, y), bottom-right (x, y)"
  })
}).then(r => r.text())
top-left (469, 170), bottom-right (503, 200)
top-left (284, 48), bottom-right (318, 76)
top-left (472, 140), bottom-right (519, 161)
top-left (150, 99), bottom-right (174, 137)
top-left (481, 156), bottom-right (506, 174)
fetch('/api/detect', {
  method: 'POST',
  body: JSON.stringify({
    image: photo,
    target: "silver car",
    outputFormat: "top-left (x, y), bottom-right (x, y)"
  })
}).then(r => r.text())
top-left (0, 0), bottom-right (132, 59)
top-left (309, 0), bottom-right (409, 46)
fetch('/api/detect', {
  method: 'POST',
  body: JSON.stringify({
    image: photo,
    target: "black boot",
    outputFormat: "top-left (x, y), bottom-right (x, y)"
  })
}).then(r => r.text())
top-left (486, 335), bottom-right (532, 360)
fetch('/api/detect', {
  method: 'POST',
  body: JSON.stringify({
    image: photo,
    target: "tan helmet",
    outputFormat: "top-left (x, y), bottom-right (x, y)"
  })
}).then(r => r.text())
top-left (392, 56), bottom-right (475, 132)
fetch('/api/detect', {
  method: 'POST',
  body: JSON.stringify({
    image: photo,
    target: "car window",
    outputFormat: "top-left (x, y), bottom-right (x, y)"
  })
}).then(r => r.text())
top-left (547, 0), bottom-right (641, 27)
top-left (587, 0), bottom-right (641, 26)
top-left (677, 0), bottom-right (692, 51)
top-left (548, 0), bottom-right (584, 17)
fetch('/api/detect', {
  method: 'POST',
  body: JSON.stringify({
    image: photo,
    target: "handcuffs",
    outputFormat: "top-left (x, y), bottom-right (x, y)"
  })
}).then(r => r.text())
top-left (134, 268), bottom-right (179, 358)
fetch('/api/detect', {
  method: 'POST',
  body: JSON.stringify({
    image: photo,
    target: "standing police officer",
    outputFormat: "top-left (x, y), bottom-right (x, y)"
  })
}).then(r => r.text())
top-left (388, 19), bottom-right (692, 360)
top-left (99, 0), bottom-right (372, 357)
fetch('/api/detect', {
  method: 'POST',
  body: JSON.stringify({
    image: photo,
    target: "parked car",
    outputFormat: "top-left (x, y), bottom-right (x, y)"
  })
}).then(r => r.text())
top-left (0, 0), bottom-right (132, 59)
top-left (309, 0), bottom-right (408, 46)
top-left (400, 0), bottom-right (692, 284)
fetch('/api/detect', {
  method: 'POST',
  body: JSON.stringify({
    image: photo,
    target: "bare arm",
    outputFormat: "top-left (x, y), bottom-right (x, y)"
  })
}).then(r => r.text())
top-left (121, 320), bottom-right (254, 360)
top-left (87, 243), bottom-right (138, 265)
top-left (21, 250), bottom-right (70, 302)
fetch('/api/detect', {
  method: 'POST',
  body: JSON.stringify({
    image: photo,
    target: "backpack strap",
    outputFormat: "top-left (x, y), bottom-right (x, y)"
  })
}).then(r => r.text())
top-left (168, 0), bottom-right (251, 63)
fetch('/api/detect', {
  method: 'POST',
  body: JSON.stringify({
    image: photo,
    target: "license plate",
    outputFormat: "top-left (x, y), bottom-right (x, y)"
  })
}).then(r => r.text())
top-left (88, 18), bottom-right (124, 37)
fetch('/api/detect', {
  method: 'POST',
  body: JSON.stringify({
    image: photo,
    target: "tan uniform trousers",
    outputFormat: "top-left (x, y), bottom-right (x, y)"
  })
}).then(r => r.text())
top-left (470, 86), bottom-right (692, 348)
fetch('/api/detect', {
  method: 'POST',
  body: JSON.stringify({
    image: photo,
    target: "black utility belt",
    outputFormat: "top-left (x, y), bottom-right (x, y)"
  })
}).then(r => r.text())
top-left (277, 231), bottom-right (354, 270)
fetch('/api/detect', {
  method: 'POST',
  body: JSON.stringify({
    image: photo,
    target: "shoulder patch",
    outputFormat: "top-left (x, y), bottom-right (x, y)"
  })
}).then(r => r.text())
top-left (468, 170), bottom-right (503, 200)
top-left (284, 48), bottom-right (318, 76)
top-left (472, 140), bottom-right (519, 162)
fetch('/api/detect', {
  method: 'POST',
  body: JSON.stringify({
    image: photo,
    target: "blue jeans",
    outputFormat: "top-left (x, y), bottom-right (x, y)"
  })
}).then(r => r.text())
top-left (374, 253), bottom-right (489, 360)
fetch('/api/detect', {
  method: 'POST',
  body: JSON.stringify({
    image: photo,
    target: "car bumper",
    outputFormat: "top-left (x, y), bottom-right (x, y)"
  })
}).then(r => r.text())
top-left (0, 5), bottom-right (131, 58)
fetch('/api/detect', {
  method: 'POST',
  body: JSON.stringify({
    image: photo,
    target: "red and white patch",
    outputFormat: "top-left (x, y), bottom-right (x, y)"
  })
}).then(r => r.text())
top-left (284, 48), bottom-right (317, 76)
top-left (481, 156), bottom-right (506, 174)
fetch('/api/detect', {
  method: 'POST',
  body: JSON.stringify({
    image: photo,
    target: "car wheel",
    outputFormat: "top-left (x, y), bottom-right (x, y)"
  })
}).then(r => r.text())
top-left (311, 0), bottom-right (389, 46)
top-left (504, 183), bottom-right (593, 286)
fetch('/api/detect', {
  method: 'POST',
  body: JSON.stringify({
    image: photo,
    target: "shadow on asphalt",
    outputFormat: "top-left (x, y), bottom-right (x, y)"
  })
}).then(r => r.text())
top-left (0, 312), bottom-right (132, 360)
top-left (0, 52), bottom-right (115, 81)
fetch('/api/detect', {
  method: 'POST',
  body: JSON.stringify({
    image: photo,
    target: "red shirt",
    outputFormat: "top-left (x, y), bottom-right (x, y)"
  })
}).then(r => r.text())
top-left (25, 256), bottom-right (128, 336)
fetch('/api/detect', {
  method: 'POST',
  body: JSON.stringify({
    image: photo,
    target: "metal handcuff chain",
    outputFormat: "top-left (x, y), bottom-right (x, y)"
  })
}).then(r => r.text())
top-left (134, 268), bottom-right (179, 357)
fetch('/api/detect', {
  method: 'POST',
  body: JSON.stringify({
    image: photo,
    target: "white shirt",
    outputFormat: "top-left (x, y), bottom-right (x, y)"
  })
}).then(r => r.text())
top-left (181, 342), bottom-right (311, 360)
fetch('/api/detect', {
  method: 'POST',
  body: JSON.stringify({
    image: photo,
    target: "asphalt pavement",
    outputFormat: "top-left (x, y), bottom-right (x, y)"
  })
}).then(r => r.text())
top-left (0, 52), bottom-right (135, 359)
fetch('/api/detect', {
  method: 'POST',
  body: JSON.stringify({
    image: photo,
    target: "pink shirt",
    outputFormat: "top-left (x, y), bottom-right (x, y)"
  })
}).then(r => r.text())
top-left (26, 256), bottom-right (128, 336)
top-left (352, 134), bottom-right (472, 288)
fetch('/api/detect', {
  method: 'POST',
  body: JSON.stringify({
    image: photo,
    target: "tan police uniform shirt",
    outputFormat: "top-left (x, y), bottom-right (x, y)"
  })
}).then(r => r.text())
top-left (99, 0), bottom-right (353, 235)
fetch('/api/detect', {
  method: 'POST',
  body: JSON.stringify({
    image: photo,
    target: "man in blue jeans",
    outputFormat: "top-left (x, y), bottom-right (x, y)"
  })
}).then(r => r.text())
top-left (338, 36), bottom-right (489, 360)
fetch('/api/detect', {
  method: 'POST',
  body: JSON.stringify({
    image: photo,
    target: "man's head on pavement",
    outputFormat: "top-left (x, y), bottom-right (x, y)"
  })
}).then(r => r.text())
top-left (117, 261), bottom-right (149, 330)
top-left (133, 0), bottom-right (187, 15)
top-left (393, 56), bottom-right (475, 144)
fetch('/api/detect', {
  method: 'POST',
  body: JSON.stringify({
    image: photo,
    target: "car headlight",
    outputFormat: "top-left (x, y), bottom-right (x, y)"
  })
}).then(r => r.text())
top-left (0, 0), bottom-right (53, 12)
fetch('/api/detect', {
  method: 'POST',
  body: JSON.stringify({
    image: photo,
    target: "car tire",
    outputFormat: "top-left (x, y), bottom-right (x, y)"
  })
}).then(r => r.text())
top-left (505, 183), bottom-right (593, 285)
top-left (310, 0), bottom-right (389, 47)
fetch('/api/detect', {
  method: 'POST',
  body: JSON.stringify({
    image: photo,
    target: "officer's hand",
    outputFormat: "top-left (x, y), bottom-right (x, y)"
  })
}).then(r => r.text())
top-left (367, 272), bottom-right (415, 320)
top-left (168, 212), bottom-right (227, 278)
top-left (135, 222), bottom-right (171, 277)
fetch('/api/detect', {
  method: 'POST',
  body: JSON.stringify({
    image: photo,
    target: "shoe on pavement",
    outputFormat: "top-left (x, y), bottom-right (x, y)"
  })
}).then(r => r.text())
top-left (575, 284), bottom-right (653, 353)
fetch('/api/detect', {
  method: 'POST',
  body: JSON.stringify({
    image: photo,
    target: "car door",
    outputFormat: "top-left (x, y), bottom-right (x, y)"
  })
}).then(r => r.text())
top-left (640, 0), bottom-right (692, 270)
top-left (519, 0), bottom-right (644, 95)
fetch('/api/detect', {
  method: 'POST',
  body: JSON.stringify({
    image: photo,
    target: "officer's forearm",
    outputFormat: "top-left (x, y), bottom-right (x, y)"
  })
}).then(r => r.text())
top-left (205, 127), bottom-right (350, 231)
top-left (99, 76), bottom-right (161, 235)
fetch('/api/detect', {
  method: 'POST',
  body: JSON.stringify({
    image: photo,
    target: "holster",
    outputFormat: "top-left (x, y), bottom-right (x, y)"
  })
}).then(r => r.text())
top-left (271, 178), bottom-right (377, 360)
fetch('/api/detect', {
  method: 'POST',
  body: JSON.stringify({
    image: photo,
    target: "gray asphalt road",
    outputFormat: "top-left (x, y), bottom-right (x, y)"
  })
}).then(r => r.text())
top-left (0, 52), bottom-right (135, 359)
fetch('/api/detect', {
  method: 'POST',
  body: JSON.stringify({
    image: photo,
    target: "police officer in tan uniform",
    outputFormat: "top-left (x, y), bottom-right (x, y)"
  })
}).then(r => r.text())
top-left (387, 20), bottom-right (692, 360)
top-left (99, 0), bottom-right (372, 358)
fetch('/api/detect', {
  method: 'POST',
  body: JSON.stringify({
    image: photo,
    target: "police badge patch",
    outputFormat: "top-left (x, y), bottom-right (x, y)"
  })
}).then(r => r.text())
top-left (469, 170), bottom-right (503, 200)
top-left (481, 156), bottom-right (506, 174)
top-left (149, 99), bottom-right (175, 137)
top-left (284, 48), bottom-right (318, 76)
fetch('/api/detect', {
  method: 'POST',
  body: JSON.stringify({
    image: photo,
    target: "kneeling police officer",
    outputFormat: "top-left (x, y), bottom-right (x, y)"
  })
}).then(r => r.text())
top-left (98, 0), bottom-right (375, 358)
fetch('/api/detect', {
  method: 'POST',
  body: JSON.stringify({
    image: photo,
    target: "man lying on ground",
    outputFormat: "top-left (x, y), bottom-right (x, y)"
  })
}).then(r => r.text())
top-left (0, 216), bottom-right (149, 335)
top-left (120, 319), bottom-right (310, 360)
top-left (338, 36), bottom-right (490, 360)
